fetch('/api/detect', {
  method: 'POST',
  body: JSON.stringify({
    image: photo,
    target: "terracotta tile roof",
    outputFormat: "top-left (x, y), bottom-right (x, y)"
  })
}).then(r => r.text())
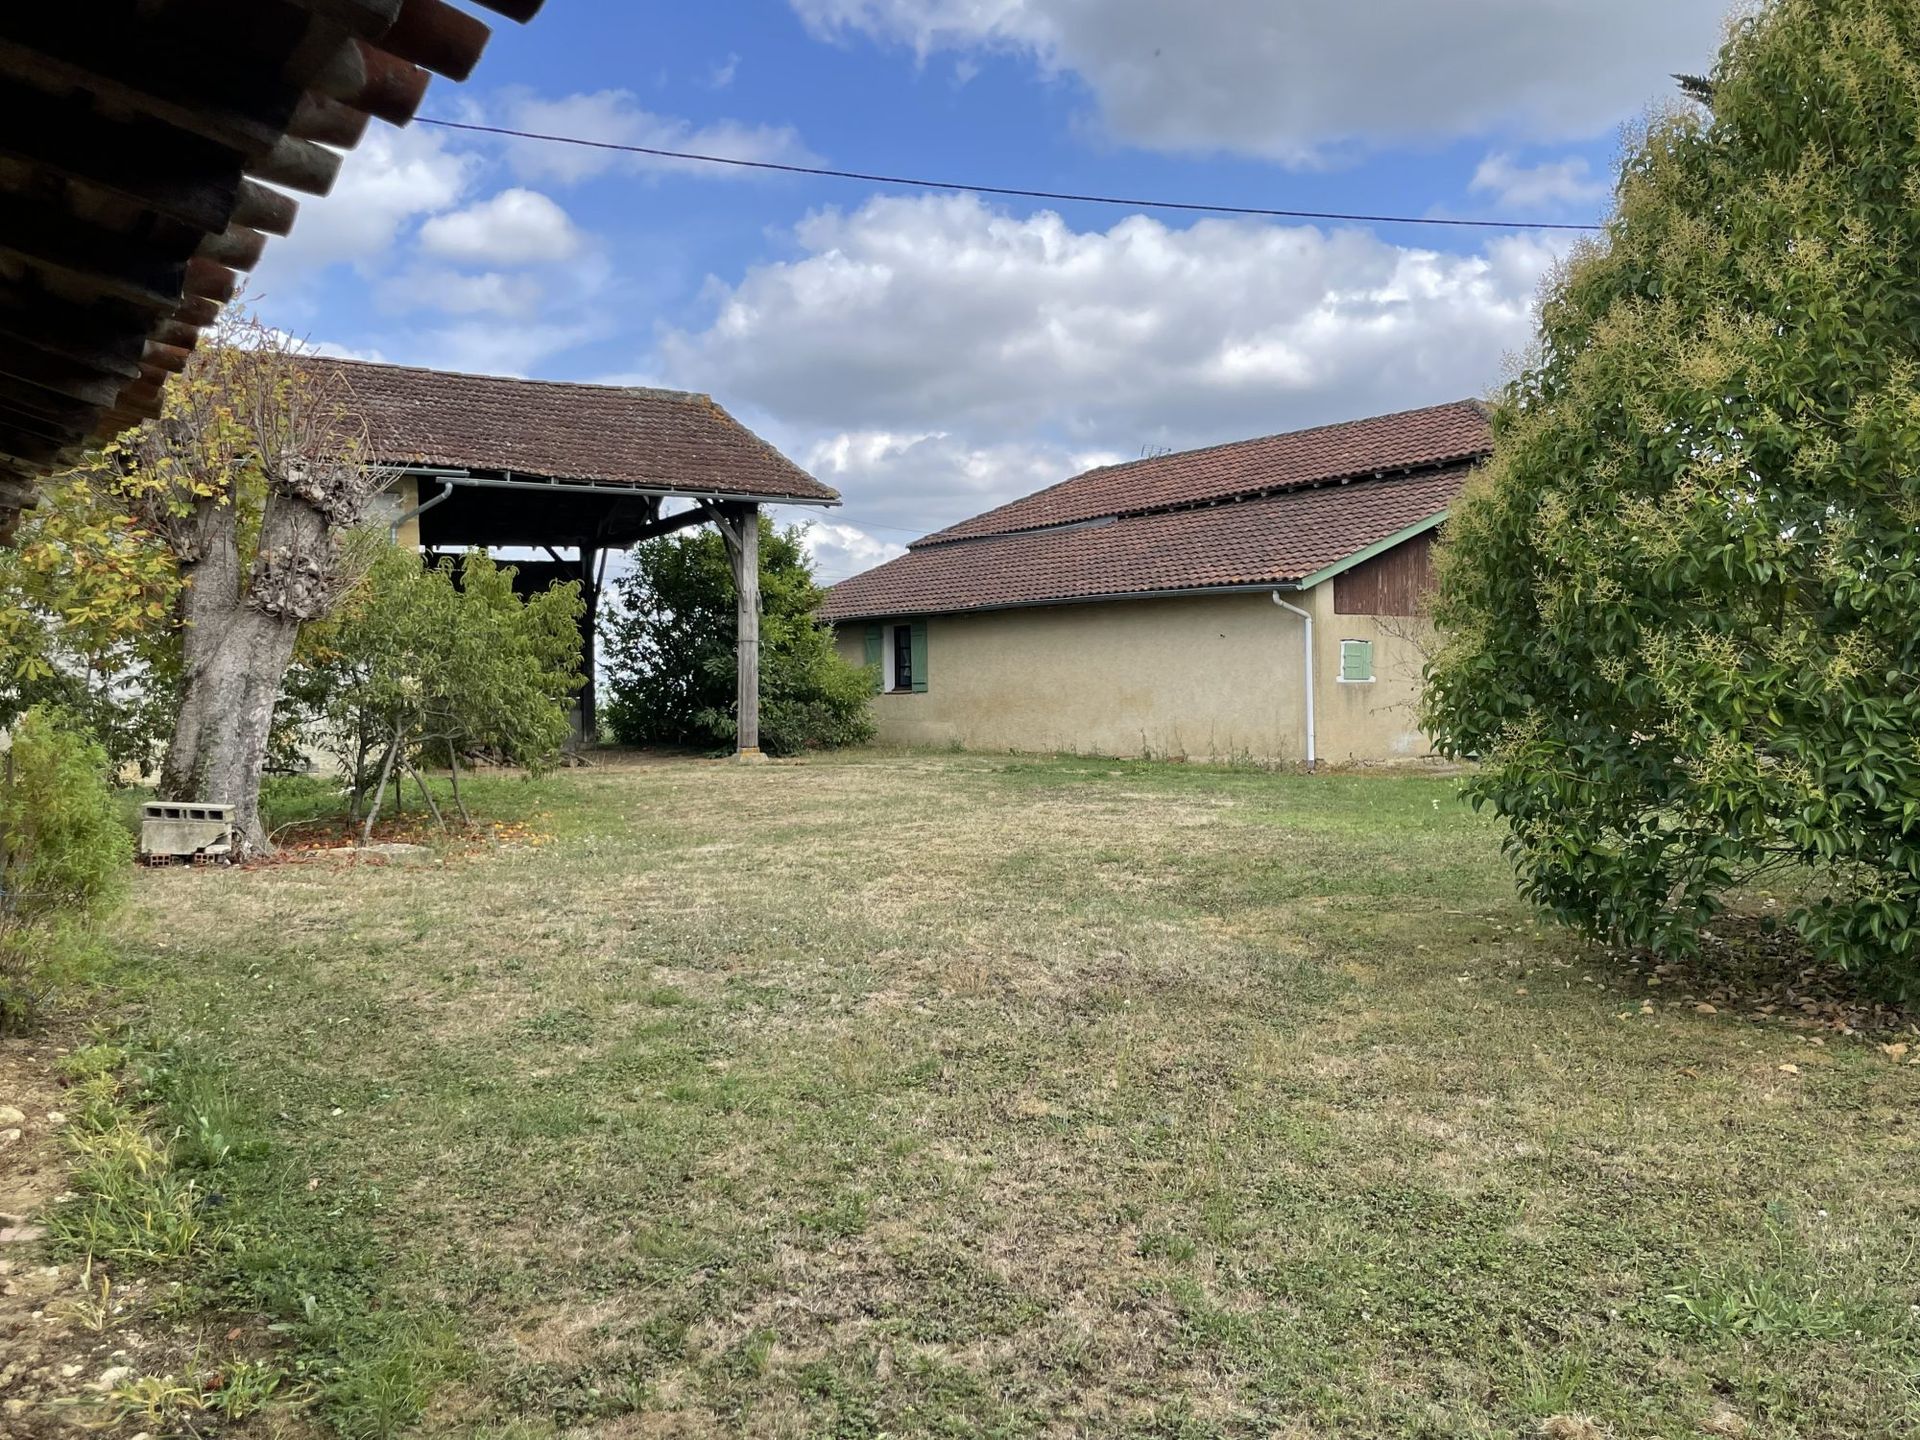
top-left (311, 357), bottom-right (839, 504)
top-left (917, 399), bottom-right (1490, 547)
top-left (819, 464), bottom-right (1473, 622)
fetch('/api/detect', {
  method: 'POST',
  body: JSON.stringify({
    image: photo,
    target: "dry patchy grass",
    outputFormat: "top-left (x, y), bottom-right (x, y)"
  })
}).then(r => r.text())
top-left (95, 753), bottom-right (1920, 1439)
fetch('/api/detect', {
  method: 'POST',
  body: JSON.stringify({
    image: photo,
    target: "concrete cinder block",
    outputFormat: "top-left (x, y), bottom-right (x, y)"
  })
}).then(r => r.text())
top-left (138, 802), bottom-right (235, 860)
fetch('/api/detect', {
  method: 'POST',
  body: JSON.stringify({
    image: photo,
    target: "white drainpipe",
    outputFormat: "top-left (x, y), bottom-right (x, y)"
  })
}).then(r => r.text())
top-left (1271, 592), bottom-right (1316, 772)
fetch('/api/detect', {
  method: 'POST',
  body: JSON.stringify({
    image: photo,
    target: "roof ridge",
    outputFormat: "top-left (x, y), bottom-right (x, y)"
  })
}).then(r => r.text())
top-left (913, 398), bottom-right (1489, 548)
top-left (312, 354), bottom-right (711, 405)
top-left (910, 460), bottom-right (1476, 550)
top-left (1078, 397), bottom-right (1487, 483)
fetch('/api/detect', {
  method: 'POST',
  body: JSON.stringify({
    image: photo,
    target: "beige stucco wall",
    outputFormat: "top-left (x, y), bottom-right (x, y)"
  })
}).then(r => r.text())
top-left (366, 473), bottom-right (421, 550)
top-left (834, 583), bottom-right (1437, 764)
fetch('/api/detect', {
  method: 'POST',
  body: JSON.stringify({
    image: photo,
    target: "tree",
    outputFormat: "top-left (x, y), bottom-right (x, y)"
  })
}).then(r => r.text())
top-left (0, 474), bottom-right (180, 773)
top-left (114, 315), bottom-right (384, 855)
top-left (302, 546), bottom-right (584, 841)
top-left (1424, 0), bottom-right (1920, 995)
top-left (603, 520), bottom-right (874, 755)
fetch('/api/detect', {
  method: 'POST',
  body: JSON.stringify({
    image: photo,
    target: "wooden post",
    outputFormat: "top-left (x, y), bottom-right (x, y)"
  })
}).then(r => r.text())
top-left (577, 545), bottom-right (599, 745)
top-left (717, 503), bottom-right (764, 761)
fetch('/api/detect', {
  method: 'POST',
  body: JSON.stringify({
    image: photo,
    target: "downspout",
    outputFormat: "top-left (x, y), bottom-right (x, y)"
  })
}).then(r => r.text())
top-left (390, 479), bottom-right (454, 545)
top-left (1271, 592), bottom-right (1316, 772)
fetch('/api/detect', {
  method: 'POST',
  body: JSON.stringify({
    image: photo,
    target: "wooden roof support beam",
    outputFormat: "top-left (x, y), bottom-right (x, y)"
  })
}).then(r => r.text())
top-left (468, 0), bottom-right (546, 20)
top-left (196, 225), bottom-right (269, 272)
top-left (384, 0), bottom-right (492, 82)
top-left (312, 37), bottom-right (429, 125)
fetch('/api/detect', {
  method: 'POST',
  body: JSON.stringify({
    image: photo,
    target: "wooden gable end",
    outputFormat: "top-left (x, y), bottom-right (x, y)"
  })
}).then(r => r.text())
top-left (1333, 529), bottom-right (1437, 616)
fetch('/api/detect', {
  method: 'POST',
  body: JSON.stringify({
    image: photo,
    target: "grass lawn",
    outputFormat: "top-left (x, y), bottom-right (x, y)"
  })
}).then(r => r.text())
top-left (104, 753), bottom-right (1917, 1438)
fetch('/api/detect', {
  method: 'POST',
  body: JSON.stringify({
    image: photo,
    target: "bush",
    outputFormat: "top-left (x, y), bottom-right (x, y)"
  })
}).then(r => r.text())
top-left (1, 707), bottom-right (129, 919)
top-left (1, 707), bottom-right (130, 1031)
top-left (1423, 0), bottom-right (1920, 996)
top-left (292, 546), bottom-right (584, 834)
top-left (603, 519), bottom-right (874, 755)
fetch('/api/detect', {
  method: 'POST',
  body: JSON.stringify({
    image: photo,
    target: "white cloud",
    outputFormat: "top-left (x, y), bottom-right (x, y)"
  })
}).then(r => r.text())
top-left (311, 340), bottom-right (390, 363)
top-left (251, 126), bottom-right (475, 280)
top-left (1470, 152), bottom-right (1610, 212)
top-left (402, 320), bottom-right (611, 378)
top-left (710, 53), bottom-right (741, 89)
top-left (418, 189), bottom-right (583, 265)
top-left (375, 268), bottom-right (547, 318)
top-left (791, 0), bottom-right (1724, 162)
top-left (799, 520), bottom-right (907, 583)
top-left (805, 429), bottom-right (1119, 536)
top-left (497, 89), bottom-right (816, 184)
top-left (658, 193), bottom-right (1569, 451)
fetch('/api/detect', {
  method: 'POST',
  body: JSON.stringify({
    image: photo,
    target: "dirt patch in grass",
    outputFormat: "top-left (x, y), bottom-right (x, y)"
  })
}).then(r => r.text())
top-left (0, 1036), bottom-right (316, 1440)
top-left (1607, 912), bottom-right (1920, 1042)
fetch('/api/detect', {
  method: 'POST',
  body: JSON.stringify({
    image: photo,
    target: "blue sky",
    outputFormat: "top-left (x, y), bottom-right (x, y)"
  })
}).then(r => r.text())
top-left (252, 0), bottom-right (1728, 581)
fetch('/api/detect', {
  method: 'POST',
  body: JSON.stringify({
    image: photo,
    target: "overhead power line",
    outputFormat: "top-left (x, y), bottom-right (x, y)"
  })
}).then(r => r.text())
top-left (417, 118), bottom-right (1606, 233)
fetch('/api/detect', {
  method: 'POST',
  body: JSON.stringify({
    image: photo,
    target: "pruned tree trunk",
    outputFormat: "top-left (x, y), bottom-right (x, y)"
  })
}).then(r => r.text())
top-left (131, 315), bottom-right (386, 860)
top-left (159, 484), bottom-right (338, 856)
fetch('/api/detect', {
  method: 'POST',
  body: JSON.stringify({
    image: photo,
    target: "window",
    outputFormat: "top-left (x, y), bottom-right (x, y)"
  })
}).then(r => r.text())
top-left (864, 621), bottom-right (930, 694)
top-left (893, 623), bottom-right (914, 692)
top-left (1339, 638), bottom-right (1374, 683)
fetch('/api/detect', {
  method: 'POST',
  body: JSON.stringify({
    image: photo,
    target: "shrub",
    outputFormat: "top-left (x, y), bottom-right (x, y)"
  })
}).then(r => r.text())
top-left (603, 519), bottom-right (874, 755)
top-left (1, 707), bottom-right (129, 919)
top-left (293, 546), bottom-right (584, 835)
top-left (0, 707), bottom-right (130, 1030)
top-left (1424, 0), bottom-right (1920, 996)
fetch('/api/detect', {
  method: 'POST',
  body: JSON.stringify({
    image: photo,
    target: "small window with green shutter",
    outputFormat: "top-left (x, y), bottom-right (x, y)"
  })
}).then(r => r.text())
top-left (869, 620), bottom-right (931, 693)
top-left (1339, 638), bottom-right (1374, 683)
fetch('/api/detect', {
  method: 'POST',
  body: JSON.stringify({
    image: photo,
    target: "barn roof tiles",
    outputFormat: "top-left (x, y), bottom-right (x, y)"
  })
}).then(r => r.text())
top-left (310, 357), bottom-right (841, 504)
top-left (820, 403), bottom-right (1491, 622)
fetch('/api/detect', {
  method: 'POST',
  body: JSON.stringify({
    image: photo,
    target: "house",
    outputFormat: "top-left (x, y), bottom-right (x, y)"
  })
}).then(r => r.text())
top-left (819, 401), bottom-right (1492, 766)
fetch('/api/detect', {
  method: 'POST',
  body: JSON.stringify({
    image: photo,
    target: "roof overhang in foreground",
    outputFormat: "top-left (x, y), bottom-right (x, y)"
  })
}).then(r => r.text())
top-left (0, 0), bottom-right (544, 543)
top-left (396, 469), bottom-right (839, 552)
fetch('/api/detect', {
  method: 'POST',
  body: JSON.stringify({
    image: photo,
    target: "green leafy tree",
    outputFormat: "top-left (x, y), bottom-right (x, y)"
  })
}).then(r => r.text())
top-left (603, 519), bottom-right (874, 755)
top-left (1425, 0), bottom-right (1920, 994)
top-left (0, 474), bottom-right (181, 774)
top-left (303, 546), bottom-right (584, 841)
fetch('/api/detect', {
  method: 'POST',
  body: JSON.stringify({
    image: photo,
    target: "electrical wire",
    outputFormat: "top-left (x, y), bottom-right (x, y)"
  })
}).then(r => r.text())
top-left (417, 118), bottom-right (1605, 233)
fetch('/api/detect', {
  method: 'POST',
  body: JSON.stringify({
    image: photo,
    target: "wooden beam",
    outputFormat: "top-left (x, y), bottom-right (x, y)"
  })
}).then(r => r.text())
top-left (577, 546), bottom-right (599, 745)
top-left (714, 503), bottom-right (764, 761)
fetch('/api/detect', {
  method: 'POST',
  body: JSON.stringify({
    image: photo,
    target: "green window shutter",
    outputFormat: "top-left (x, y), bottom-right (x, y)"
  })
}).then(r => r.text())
top-left (1341, 639), bottom-right (1373, 682)
top-left (864, 624), bottom-right (883, 692)
top-left (910, 620), bottom-right (929, 693)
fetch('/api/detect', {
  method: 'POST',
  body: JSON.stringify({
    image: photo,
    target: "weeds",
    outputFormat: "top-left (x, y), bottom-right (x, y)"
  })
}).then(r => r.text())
top-left (1663, 1269), bottom-right (1873, 1341)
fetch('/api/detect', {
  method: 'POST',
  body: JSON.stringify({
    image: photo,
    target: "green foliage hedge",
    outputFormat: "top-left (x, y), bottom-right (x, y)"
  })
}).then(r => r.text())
top-left (1425, 0), bottom-right (1920, 996)
top-left (603, 520), bottom-right (874, 756)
